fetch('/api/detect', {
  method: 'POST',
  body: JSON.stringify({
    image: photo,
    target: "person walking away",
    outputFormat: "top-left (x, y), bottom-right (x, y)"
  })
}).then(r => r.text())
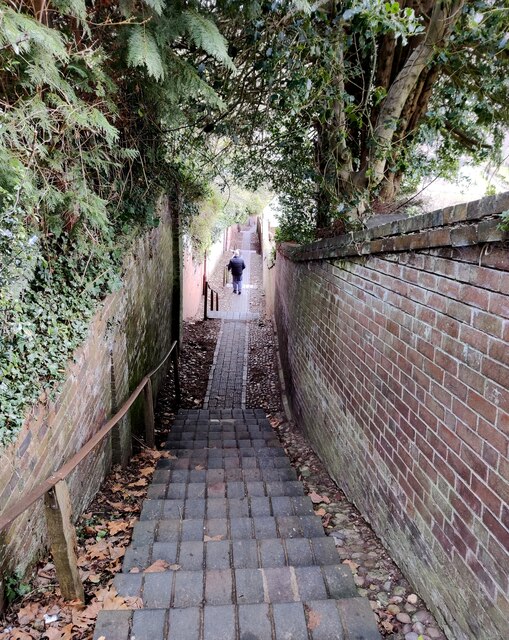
top-left (227, 249), bottom-right (246, 294)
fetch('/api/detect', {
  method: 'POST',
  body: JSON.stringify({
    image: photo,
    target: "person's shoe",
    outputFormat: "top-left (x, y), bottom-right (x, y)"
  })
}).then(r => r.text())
top-left (238, 291), bottom-right (241, 294)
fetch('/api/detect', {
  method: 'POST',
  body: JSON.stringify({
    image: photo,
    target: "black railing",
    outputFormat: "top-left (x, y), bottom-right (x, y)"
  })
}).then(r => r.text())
top-left (204, 281), bottom-right (219, 319)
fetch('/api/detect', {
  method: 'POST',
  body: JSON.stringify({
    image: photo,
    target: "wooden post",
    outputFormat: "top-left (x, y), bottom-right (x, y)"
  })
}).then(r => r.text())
top-left (144, 378), bottom-right (155, 449)
top-left (44, 480), bottom-right (84, 602)
top-left (204, 283), bottom-right (208, 320)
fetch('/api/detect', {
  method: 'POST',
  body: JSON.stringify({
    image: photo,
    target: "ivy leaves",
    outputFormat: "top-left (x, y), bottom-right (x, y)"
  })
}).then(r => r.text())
top-left (0, 0), bottom-right (241, 443)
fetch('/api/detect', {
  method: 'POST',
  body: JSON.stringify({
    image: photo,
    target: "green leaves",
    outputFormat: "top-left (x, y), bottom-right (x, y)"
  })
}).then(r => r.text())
top-left (183, 11), bottom-right (236, 71)
top-left (127, 26), bottom-right (165, 80)
top-left (0, 6), bottom-right (68, 59)
top-left (142, 0), bottom-right (165, 16)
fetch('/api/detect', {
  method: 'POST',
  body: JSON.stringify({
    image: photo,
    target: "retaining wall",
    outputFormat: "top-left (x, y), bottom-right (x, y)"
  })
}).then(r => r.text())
top-left (0, 198), bottom-right (179, 575)
top-left (182, 228), bottom-right (233, 319)
top-left (275, 193), bottom-right (509, 640)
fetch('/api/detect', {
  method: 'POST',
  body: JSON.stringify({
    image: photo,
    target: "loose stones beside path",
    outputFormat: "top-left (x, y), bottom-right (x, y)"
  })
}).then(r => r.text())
top-left (247, 318), bottom-right (282, 413)
top-left (270, 414), bottom-right (446, 640)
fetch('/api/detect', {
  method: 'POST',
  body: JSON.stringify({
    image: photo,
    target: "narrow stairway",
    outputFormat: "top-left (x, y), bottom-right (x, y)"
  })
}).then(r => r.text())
top-left (93, 222), bottom-right (380, 639)
top-left (93, 409), bottom-right (380, 639)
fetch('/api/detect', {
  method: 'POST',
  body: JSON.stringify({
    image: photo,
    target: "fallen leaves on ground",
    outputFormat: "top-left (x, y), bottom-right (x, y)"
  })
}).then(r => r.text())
top-left (308, 491), bottom-right (330, 505)
top-left (343, 559), bottom-right (360, 572)
top-left (0, 448), bottom-right (160, 640)
top-left (306, 609), bottom-right (322, 631)
top-left (144, 560), bottom-right (170, 573)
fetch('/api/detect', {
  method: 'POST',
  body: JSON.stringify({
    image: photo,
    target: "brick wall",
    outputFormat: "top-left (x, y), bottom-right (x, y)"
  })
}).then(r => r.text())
top-left (182, 228), bottom-right (232, 320)
top-left (0, 198), bottom-right (179, 574)
top-left (275, 193), bottom-right (509, 640)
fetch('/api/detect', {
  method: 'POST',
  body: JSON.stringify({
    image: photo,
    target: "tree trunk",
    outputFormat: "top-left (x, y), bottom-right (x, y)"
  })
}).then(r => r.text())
top-left (353, 0), bottom-right (466, 193)
top-left (378, 170), bottom-right (404, 202)
top-left (314, 20), bottom-right (352, 228)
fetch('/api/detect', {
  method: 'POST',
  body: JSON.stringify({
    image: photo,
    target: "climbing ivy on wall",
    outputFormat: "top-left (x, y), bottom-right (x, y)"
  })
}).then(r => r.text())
top-left (0, 0), bottom-right (237, 444)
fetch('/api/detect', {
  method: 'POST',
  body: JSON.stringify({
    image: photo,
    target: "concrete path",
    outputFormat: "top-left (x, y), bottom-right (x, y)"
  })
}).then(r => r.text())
top-left (93, 224), bottom-right (380, 640)
top-left (207, 221), bottom-right (259, 321)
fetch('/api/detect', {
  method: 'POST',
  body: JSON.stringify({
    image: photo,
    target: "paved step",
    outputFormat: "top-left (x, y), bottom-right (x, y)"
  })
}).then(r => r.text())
top-left (113, 563), bottom-right (357, 606)
top-left (94, 409), bottom-right (380, 639)
top-left (143, 479), bottom-right (307, 502)
top-left (165, 439), bottom-right (282, 449)
top-left (122, 537), bottom-right (354, 573)
top-left (207, 310), bottom-right (260, 320)
top-left (140, 495), bottom-right (311, 517)
top-left (151, 467), bottom-right (299, 484)
top-left (94, 597), bottom-right (380, 640)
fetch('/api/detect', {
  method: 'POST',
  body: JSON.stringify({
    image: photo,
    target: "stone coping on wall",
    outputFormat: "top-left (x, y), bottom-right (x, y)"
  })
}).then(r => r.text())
top-left (281, 191), bottom-right (509, 262)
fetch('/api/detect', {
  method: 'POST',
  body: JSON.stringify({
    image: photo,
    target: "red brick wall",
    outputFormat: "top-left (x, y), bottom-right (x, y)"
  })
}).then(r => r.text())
top-left (0, 199), bottom-right (179, 575)
top-left (182, 228), bottom-right (233, 319)
top-left (275, 195), bottom-right (509, 640)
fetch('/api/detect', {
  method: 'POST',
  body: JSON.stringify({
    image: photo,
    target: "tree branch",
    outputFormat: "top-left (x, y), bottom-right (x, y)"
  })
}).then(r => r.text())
top-left (354, 0), bottom-right (466, 190)
top-left (443, 121), bottom-right (493, 150)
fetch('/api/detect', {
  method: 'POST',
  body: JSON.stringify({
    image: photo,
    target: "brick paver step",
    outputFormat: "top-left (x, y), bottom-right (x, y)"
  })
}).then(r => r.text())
top-left (122, 536), bottom-right (349, 571)
top-left (158, 455), bottom-right (293, 471)
top-left (167, 428), bottom-right (275, 438)
top-left (166, 446), bottom-right (286, 458)
top-left (153, 479), bottom-right (304, 499)
top-left (93, 407), bottom-right (380, 638)
top-left (113, 563), bottom-right (356, 606)
top-left (140, 498), bottom-right (317, 521)
top-left (151, 467), bottom-right (298, 485)
top-left (165, 438), bottom-right (281, 449)
top-left (129, 513), bottom-right (328, 549)
top-left (166, 427), bottom-right (276, 437)
top-left (140, 483), bottom-right (305, 515)
top-left (176, 409), bottom-right (267, 418)
top-left (138, 495), bottom-right (311, 521)
top-left (94, 597), bottom-right (380, 640)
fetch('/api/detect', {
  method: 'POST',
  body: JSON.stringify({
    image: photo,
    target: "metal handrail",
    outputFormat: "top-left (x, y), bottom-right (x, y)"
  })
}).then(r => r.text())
top-left (0, 340), bottom-right (180, 533)
top-left (204, 281), bottom-right (219, 319)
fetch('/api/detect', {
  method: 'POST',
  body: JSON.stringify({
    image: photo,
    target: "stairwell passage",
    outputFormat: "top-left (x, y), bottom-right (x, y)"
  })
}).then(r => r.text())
top-left (93, 223), bottom-right (380, 639)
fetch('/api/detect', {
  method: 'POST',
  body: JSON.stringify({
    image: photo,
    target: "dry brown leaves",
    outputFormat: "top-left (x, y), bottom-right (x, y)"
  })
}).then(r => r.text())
top-left (143, 560), bottom-right (180, 573)
top-left (343, 559), bottom-right (360, 573)
top-left (0, 586), bottom-right (142, 640)
top-left (0, 448), bottom-right (163, 640)
top-left (308, 491), bottom-right (330, 505)
top-left (306, 608), bottom-right (322, 631)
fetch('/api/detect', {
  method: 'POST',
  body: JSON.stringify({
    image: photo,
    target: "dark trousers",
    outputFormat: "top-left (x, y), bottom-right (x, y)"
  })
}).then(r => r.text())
top-left (233, 276), bottom-right (242, 293)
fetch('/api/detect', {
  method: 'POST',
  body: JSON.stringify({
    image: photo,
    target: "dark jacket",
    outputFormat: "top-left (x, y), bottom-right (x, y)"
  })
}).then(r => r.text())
top-left (227, 256), bottom-right (246, 278)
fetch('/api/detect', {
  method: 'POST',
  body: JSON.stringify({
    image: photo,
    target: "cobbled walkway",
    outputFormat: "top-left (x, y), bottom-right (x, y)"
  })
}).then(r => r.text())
top-left (93, 225), bottom-right (380, 640)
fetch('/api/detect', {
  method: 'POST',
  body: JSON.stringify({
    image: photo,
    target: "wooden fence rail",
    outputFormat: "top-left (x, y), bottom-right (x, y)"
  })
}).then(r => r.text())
top-left (0, 340), bottom-right (180, 603)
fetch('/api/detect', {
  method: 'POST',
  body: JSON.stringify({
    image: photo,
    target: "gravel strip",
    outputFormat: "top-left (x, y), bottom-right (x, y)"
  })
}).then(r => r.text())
top-left (246, 317), bottom-right (283, 413)
top-left (270, 414), bottom-right (446, 640)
